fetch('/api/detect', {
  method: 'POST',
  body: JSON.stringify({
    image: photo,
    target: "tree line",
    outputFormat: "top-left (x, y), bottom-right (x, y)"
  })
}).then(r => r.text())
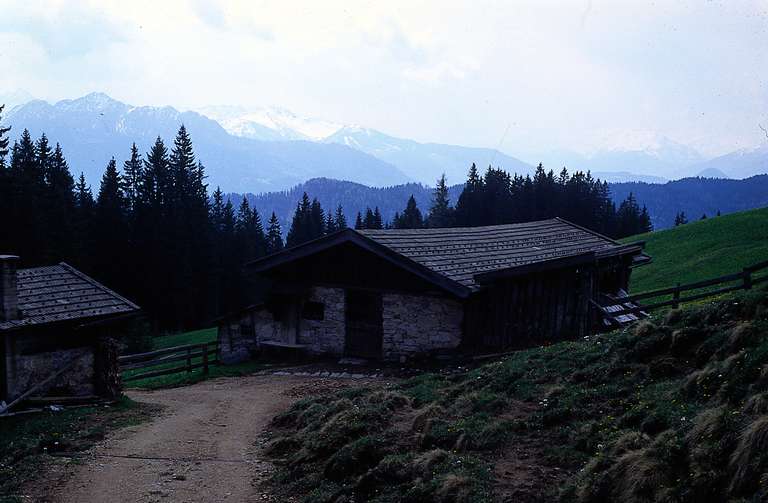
top-left (0, 109), bottom-right (277, 329)
top-left (353, 165), bottom-right (652, 238)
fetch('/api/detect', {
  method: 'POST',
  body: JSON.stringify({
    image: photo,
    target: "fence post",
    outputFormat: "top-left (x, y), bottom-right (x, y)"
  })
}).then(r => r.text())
top-left (744, 269), bottom-right (753, 290)
top-left (202, 344), bottom-right (209, 375)
top-left (186, 347), bottom-right (192, 373)
top-left (672, 284), bottom-right (680, 309)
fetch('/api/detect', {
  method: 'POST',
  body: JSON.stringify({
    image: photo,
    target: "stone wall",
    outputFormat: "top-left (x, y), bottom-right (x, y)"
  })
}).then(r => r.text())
top-left (4, 341), bottom-right (95, 401)
top-left (297, 287), bottom-right (346, 356)
top-left (218, 309), bottom-right (280, 364)
top-left (217, 287), bottom-right (464, 363)
top-left (382, 293), bottom-right (463, 361)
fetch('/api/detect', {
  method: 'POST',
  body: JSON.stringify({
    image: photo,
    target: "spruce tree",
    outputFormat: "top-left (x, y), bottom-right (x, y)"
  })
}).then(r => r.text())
top-left (394, 195), bottom-right (423, 229)
top-left (373, 207), bottom-right (383, 229)
top-left (45, 143), bottom-right (76, 262)
top-left (325, 212), bottom-right (337, 234)
top-left (455, 163), bottom-right (483, 226)
top-left (355, 211), bottom-right (364, 230)
top-left (266, 212), bottom-right (284, 254)
top-left (310, 198), bottom-right (326, 238)
top-left (334, 205), bottom-right (347, 230)
top-left (0, 104), bottom-right (10, 166)
top-left (427, 174), bottom-right (454, 228)
top-left (73, 173), bottom-right (95, 267)
top-left (123, 143), bottom-right (143, 211)
top-left (93, 158), bottom-right (129, 286)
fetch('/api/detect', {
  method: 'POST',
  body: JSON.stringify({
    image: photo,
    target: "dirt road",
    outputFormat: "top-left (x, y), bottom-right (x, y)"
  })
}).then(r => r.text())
top-left (35, 374), bottom-right (348, 503)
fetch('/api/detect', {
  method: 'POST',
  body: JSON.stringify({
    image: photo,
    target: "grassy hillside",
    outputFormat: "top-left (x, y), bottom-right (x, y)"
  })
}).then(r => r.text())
top-left (623, 206), bottom-right (768, 293)
top-left (264, 285), bottom-right (768, 502)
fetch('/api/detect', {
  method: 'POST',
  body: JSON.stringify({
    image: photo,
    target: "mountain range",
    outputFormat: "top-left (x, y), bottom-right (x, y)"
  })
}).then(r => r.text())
top-left (2, 91), bottom-right (767, 193)
top-left (236, 175), bottom-right (768, 232)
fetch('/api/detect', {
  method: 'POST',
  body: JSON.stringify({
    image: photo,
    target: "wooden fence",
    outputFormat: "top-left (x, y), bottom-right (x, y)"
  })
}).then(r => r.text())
top-left (119, 342), bottom-right (220, 383)
top-left (599, 260), bottom-right (768, 321)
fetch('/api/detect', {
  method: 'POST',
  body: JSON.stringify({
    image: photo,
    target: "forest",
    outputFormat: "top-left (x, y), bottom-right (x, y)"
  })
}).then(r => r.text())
top-left (0, 105), bottom-right (651, 330)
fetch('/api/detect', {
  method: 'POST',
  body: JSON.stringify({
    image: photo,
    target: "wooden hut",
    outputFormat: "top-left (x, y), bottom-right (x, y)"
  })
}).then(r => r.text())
top-left (0, 256), bottom-right (140, 410)
top-left (217, 218), bottom-right (649, 363)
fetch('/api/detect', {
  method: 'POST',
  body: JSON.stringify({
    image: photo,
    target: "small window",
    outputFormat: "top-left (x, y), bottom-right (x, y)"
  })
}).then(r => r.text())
top-left (302, 301), bottom-right (325, 321)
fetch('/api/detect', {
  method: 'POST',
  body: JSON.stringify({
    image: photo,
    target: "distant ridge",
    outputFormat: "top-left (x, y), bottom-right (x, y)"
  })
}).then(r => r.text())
top-left (232, 174), bottom-right (768, 231)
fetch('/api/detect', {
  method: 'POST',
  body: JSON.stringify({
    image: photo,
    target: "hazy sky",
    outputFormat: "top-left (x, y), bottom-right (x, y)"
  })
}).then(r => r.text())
top-left (1, 0), bottom-right (767, 158)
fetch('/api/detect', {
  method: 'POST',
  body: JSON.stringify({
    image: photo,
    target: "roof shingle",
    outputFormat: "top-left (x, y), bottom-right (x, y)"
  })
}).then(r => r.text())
top-left (0, 263), bottom-right (140, 331)
top-left (357, 218), bottom-right (622, 291)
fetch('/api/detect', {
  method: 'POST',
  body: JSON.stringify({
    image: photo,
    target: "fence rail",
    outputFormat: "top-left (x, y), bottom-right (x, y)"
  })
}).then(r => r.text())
top-left (600, 260), bottom-right (768, 320)
top-left (119, 341), bottom-right (219, 383)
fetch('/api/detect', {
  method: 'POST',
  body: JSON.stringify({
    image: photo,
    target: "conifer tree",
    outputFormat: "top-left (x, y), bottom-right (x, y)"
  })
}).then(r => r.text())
top-left (310, 198), bottom-right (326, 237)
top-left (354, 211), bottom-right (363, 230)
top-left (0, 104), bottom-right (10, 166)
top-left (266, 212), bottom-right (284, 254)
top-left (325, 212), bottom-right (336, 234)
top-left (455, 163), bottom-right (483, 226)
top-left (394, 195), bottom-right (424, 229)
top-left (374, 207), bottom-right (383, 229)
top-left (93, 158), bottom-right (129, 286)
top-left (334, 205), bottom-right (347, 230)
top-left (45, 143), bottom-right (76, 262)
top-left (427, 174), bottom-right (454, 228)
top-left (123, 143), bottom-right (143, 211)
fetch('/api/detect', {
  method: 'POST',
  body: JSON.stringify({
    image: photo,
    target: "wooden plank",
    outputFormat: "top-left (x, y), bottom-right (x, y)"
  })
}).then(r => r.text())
top-left (122, 361), bottom-right (216, 382)
top-left (627, 272), bottom-right (743, 302)
top-left (610, 284), bottom-right (745, 316)
top-left (744, 260), bottom-right (768, 273)
top-left (119, 348), bottom-right (217, 371)
top-left (119, 342), bottom-right (218, 364)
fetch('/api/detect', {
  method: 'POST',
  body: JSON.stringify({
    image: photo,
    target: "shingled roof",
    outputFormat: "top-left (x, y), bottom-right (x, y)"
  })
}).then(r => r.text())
top-left (358, 218), bottom-right (638, 291)
top-left (0, 263), bottom-right (140, 331)
top-left (248, 218), bottom-right (645, 298)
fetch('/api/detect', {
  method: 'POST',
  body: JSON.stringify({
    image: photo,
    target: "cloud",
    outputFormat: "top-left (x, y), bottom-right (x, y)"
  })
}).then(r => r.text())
top-left (1, 0), bottom-right (766, 157)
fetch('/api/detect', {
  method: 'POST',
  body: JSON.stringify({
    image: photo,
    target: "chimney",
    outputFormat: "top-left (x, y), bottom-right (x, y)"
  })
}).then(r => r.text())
top-left (0, 255), bottom-right (19, 322)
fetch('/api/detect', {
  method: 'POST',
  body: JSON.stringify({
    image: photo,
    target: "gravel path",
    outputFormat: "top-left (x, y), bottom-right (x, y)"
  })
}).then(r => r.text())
top-left (38, 374), bottom-right (349, 503)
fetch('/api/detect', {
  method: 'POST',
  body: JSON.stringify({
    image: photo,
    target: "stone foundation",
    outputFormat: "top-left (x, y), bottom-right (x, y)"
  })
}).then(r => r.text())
top-left (217, 287), bottom-right (464, 364)
top-left (382, 293), bottom-right (463, 361)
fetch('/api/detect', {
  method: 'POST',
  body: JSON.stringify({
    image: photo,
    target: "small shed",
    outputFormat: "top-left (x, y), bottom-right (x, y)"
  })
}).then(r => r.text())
top-left (0, 256), bottom-right (140, 408)
top-left (217, 218), bottom-right (649, 363)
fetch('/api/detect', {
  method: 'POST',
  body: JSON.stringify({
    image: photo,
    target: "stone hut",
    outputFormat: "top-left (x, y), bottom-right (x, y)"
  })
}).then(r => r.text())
top-left (0, 256), bottom-right (140, 409)
top-left (217, 218), bottom-right (649, 363)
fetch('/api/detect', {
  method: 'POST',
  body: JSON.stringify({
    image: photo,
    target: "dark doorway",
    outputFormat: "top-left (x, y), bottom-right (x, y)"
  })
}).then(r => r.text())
top-left (345, 290), bottom-right (383, 359)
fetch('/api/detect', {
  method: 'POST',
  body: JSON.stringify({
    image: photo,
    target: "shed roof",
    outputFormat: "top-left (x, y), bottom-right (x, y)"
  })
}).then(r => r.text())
top-left (248, 218), bottom-right (645, 298)
top-left (0, 263), bottom-right (140, 331)
top-left (357, 218), bottom-right (636, 290)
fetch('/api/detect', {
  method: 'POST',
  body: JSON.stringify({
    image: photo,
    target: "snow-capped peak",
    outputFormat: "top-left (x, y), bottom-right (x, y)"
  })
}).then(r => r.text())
top-left (197, 105), bottom-right (344, 141)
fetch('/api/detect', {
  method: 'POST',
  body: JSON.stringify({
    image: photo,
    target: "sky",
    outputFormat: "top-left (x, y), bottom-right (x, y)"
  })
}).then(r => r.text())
top-left (1, 0), bottom-right (767, 158)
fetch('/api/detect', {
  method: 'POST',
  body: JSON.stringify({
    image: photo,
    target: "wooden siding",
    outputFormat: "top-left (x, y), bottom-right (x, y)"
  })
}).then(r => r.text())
top-left (464, 264), bottom-right (598, 351)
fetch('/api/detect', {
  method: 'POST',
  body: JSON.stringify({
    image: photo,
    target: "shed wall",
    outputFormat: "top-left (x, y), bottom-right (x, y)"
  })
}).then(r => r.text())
top-left (4, 334), bottom-right (95, 401)
top-left (382, 293), bottom-right (464, 361)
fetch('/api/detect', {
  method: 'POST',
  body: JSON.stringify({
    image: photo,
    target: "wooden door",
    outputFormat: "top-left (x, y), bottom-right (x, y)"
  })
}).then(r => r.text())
top-left (345, 290), bottom-right (383, 359)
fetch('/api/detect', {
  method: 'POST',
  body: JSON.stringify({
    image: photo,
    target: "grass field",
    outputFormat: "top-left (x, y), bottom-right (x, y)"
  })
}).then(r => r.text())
top-left (151, 327), bottom-right (217, 349)
top-left (623, 206), bottom-right (768, 293)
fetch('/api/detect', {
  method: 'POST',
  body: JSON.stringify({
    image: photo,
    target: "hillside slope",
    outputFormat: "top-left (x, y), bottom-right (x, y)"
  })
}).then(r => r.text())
top-left (264, 286), bottom-right (768, 502)
top-left (623, 206), bottom-right (768, 292)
